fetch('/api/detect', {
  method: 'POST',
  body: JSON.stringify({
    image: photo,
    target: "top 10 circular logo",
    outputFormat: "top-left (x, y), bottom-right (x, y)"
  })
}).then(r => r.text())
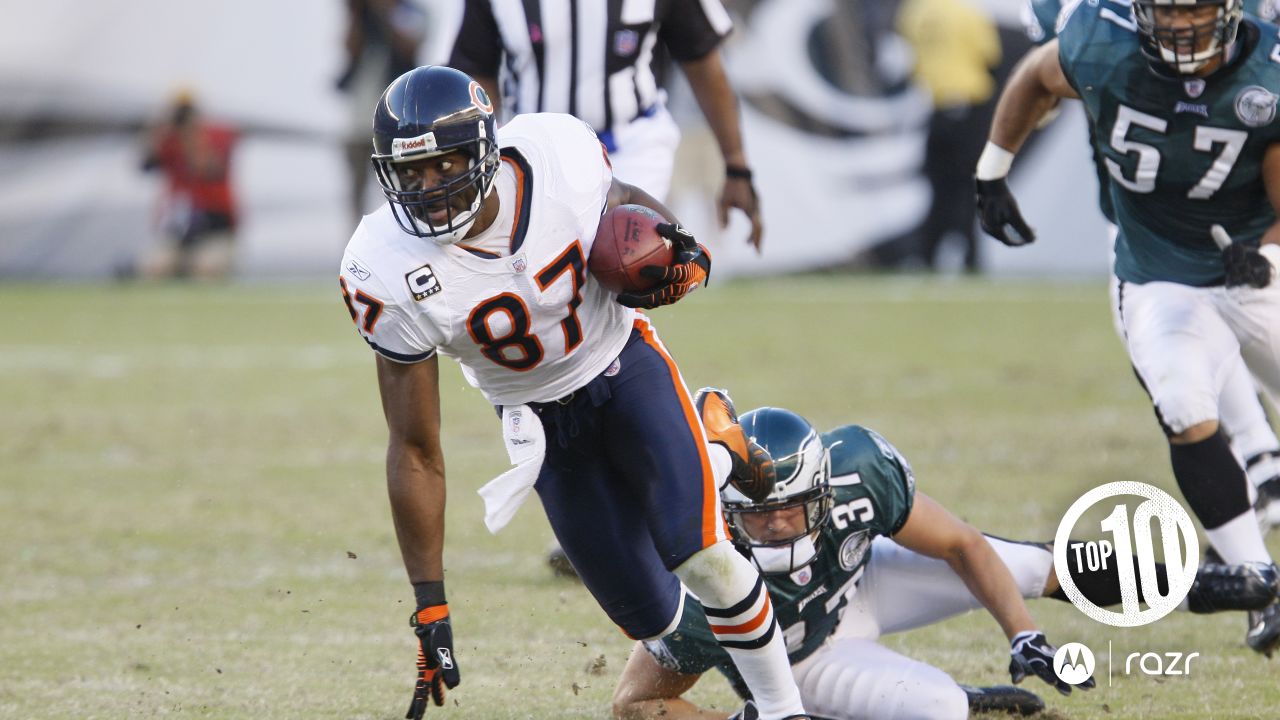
top-left (1053, 481), bottom-right (1200, 627)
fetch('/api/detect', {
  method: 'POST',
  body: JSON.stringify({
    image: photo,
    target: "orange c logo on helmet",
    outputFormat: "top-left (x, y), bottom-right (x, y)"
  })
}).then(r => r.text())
top-left (469, 81), bottom-right (494, 114)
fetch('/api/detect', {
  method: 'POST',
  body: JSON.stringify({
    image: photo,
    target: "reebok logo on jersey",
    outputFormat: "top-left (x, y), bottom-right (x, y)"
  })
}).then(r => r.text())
top-left (346, 260), bottom-right (371, 281)
top-left (406, 264), bottom-right (442, 300)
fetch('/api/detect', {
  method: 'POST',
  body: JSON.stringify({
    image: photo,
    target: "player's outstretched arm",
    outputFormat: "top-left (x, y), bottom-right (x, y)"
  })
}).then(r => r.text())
top-left (679, 51), bottom-right (763, 252)
top-left (987, 40), bottom-right (1076, 158)
top-left (607, 177), bottom-right (680, 221)
top-left (976, 40), bottom-right (1078, 247)
top-left (892, 492), bottom-right (1094, 695)
top-left (377, 354), bottom-right (447, 583)
top-left (611, 644), bottom-right (726, 720)
top-left (375, 355), bottom-right (460, 717)
top-left (892, 492), bottom-right (1036, 641)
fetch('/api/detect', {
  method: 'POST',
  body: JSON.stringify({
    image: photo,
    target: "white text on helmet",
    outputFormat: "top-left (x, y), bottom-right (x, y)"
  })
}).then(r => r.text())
top-left (392, 132), bottom-right (439, 160)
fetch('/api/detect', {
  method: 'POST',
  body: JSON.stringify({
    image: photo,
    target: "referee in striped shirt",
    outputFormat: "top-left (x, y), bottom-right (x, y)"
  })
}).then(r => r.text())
top-left (448, 0), bottom-right (763, 249)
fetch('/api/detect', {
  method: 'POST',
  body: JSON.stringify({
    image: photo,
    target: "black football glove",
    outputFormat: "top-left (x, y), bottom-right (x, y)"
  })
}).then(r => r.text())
top-left (976, 178), bottom-right (1036, 247)
top-left (617, 223), bottom-right (710, 309)
top-left (406, 605), bottom-right (460, 718)
top-left (1223, 243), bottom-right (1276, 288)
top-left (1009, 631), bottom-right (1093, 696)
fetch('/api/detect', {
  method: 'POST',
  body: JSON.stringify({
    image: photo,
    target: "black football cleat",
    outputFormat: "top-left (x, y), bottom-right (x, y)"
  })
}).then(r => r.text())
top-left (1254, 467), bottom-right (1280, 531)
top-left (728, 703), bottom-right (817, 720)
top-left (546, 542), bottom-right (581, 581)
top-left (1187, 562), bottom-right (1279, 613)
top-left (1247, 600), bottom-right (1280, 658)
top-left (961, 684), bottom-right (1046, 716)
top-left (727, 700), bottom-right (757, 720)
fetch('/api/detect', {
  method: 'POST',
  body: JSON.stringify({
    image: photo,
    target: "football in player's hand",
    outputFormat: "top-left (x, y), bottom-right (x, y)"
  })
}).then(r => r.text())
top-left (588, 204), bottom-right (675, 294)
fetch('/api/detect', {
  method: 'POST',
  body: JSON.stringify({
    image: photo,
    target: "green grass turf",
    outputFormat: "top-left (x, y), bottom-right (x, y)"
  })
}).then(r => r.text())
top-left (1, 276), bottom-right (1276, 719)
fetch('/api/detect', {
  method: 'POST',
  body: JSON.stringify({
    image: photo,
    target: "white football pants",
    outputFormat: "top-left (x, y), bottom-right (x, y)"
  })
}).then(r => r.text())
top-left (1105, 228), bottom-right (1278, 487)
top-left (1114, 278), bottom-right (1280, 436)
top-left (788, 536), bottom-right (1052, 720)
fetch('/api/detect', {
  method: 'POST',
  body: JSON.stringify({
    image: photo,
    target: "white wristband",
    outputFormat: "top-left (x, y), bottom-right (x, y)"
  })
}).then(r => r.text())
top-left (1260, 244), bottom-right (1280, 273)
top-left (976, 142), bottom-right (1016, 181)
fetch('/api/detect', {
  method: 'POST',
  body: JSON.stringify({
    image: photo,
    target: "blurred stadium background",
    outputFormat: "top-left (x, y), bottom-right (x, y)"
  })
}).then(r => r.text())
top-left (3, 2), bottom-right (1276, 719)
top-left (0, 0), bottom-right (1109, 279)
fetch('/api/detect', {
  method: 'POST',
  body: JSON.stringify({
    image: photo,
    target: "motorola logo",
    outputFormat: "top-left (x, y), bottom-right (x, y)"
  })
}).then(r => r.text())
top-left (1053, 643), bottom-right (1096, 686)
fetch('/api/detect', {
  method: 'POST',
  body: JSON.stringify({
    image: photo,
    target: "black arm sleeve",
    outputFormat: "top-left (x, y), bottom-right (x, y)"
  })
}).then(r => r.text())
top-left (448, 0), bottom-right (503, 77)
top-left (657, 0), bottom-right (731, 62)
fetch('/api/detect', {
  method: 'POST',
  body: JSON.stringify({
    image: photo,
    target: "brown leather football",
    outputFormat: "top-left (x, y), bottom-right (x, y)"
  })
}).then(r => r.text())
top-left (588, 204), bottom-right (674, 294)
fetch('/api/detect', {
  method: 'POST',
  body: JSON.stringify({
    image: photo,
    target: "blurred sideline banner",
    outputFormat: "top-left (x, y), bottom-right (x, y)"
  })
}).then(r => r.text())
top-left (0, 0), bottom-right (1107, 280)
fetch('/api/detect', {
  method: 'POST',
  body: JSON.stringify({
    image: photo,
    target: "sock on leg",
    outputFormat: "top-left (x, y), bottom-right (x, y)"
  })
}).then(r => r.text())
top-left (1170, 430), bottom-right (1270, 564)
top-left (675, 542), bottom-right (805, 719)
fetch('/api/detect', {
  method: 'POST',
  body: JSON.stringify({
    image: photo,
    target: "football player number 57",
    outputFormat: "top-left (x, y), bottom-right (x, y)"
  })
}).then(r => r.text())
top-left (1107, 104), bottom-right (1246, 199)
top-left (467, 242), bottom-right (587, 371)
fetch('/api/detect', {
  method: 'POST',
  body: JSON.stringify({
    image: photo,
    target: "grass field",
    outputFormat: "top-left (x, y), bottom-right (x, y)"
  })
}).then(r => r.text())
top-left (2, 276), bottom-right (1277, 719)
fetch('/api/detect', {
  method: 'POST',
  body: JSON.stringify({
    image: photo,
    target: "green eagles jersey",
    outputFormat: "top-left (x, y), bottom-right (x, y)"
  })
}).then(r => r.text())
top-left (642, 425), bottom-right (915, 690)
top-left (1058, 2), bottom-right (1280, 285)
top-left (1025, 0), bottom-right (1119, 221)
top-left (1025, 0), bottom-right (1065, 44)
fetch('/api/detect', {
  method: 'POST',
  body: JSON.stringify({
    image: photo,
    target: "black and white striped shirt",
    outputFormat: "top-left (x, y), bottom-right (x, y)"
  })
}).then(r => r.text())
top-left (448, 0), bottom-right (732, 137)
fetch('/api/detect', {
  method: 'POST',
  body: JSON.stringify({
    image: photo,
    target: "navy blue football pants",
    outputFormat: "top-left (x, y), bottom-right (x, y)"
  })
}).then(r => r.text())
top-left (527, 319), bottom-right (724, 639)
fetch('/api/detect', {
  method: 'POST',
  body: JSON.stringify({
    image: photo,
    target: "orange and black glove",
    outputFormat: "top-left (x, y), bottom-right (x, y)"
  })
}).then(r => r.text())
top-left (617, 223), bottom-right (711, 309)
top-left (406, 584), bottom-right (460, 718)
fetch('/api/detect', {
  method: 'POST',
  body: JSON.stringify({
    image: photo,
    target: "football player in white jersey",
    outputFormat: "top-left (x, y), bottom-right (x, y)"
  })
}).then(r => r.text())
top-left (337, 66), bottom-right (809, 720)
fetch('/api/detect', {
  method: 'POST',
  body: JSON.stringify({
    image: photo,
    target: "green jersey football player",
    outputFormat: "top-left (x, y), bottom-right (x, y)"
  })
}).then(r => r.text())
top-left (1019, 0), bottom-right (1280, 534)
top-left (611, 398), bottom-right (1278, 720)
top-left (975, 0), bottom-right (1280, 656)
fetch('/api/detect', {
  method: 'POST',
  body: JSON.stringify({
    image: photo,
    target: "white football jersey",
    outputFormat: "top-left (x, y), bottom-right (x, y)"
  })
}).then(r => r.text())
top-left (339, 113), bottom-right (636, 406)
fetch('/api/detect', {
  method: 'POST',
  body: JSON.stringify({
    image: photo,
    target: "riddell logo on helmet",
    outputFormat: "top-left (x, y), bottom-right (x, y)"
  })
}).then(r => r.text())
top-left (392, 132), bottom-right (438, 159)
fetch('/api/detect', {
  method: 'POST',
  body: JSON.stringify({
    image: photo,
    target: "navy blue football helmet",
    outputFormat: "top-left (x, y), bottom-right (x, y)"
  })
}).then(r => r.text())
top-left (371, 66), bottom-right (499, 243)
top-left (725, 407), bottom-right (832, 574)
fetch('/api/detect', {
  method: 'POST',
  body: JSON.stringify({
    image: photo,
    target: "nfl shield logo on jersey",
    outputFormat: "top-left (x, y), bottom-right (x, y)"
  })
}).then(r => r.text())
top-left (1235, 86), bottom-right (1278, 128)
top-left (405, 264), bottom-right (442, 301)
top-left (614, 29), bottom-right (639, 56)
top-left (1182, 79), bottom-right (1205, 99)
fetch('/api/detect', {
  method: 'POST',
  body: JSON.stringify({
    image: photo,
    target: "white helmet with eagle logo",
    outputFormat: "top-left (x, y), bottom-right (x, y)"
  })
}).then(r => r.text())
top-left (723, 407), bottom-right (833, 575)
